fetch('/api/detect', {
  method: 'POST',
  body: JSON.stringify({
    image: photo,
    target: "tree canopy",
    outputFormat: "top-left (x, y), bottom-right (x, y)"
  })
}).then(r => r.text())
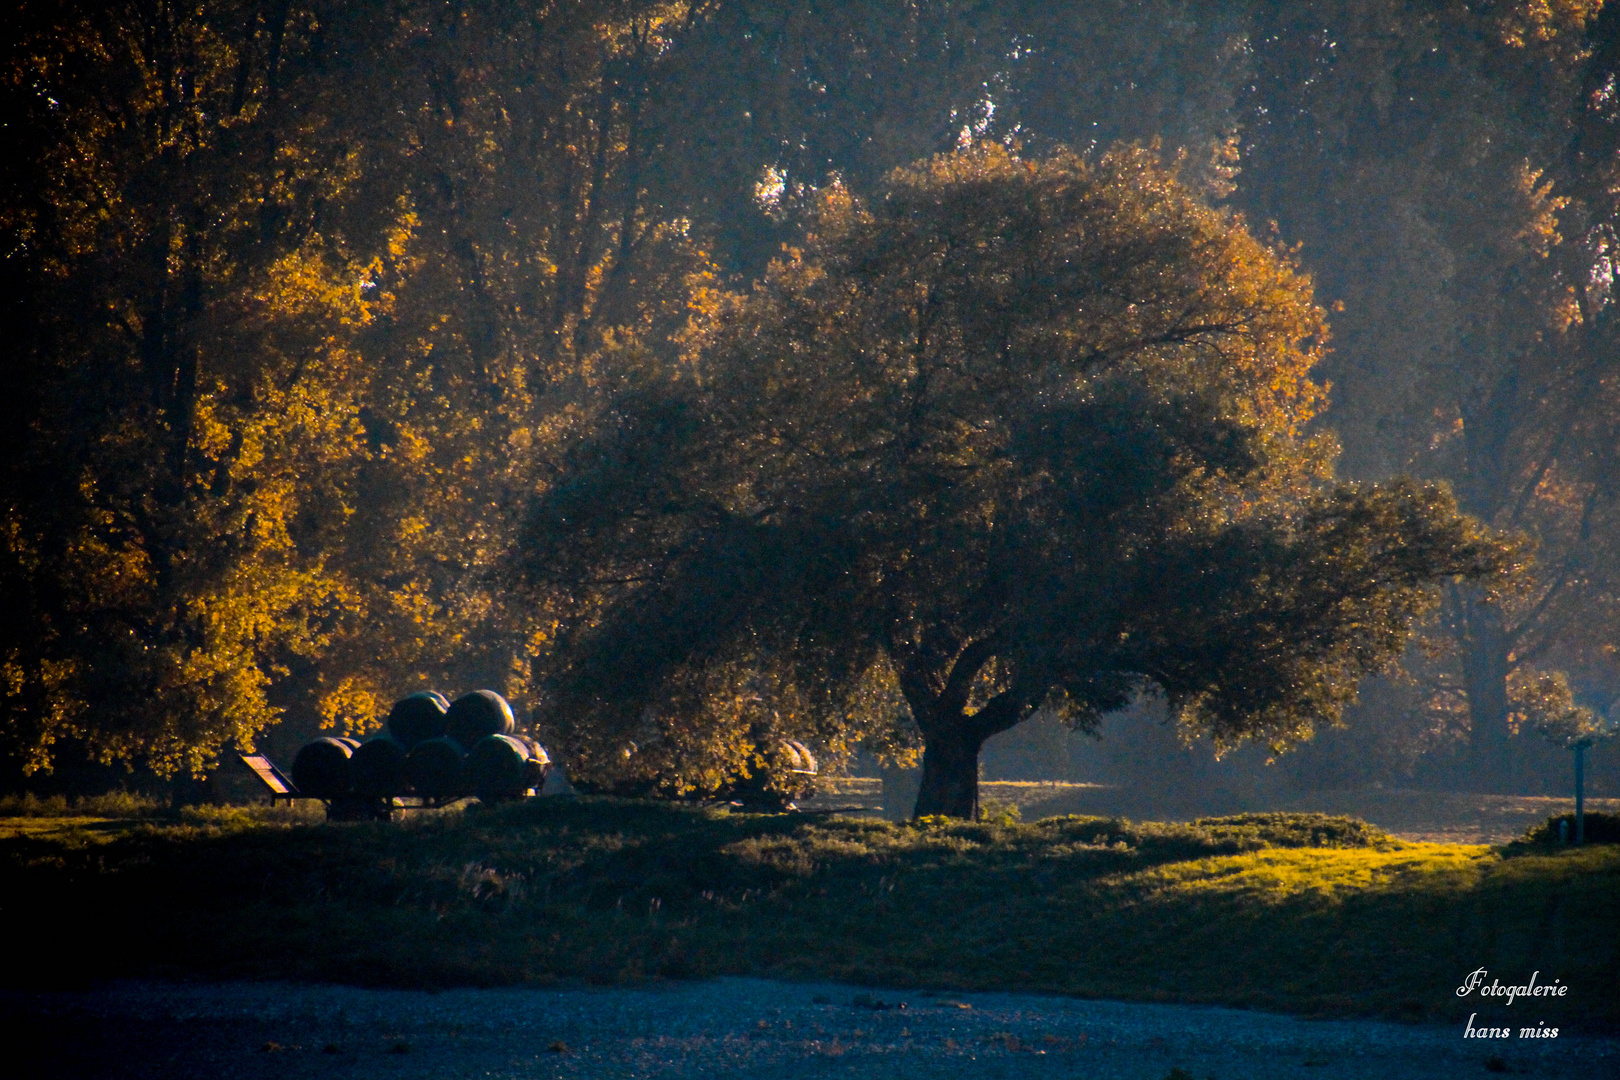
top-left (519, 145), bottom-right (1513, 817)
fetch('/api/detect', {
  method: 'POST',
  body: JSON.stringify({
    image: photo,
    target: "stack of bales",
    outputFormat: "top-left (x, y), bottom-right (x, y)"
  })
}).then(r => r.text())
top-left (290, 690), bottom-right (550, 806)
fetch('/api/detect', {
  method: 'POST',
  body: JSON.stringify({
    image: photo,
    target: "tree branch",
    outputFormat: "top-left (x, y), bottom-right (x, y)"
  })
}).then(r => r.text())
top-left (938, 635), bottom-right (998, 719)
top-left (966, 685), bottom-right (1036, 741)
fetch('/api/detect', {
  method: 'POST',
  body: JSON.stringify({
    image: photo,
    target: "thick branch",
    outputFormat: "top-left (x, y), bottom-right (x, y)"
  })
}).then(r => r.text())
top-left (964, 685), bottom-right (1035, 742)
top-left (937, 636), bottom-right (998, 719)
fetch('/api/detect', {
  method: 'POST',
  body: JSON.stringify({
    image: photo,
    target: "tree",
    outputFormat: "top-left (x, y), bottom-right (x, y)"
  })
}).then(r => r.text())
top-left (288, 0), bottom-right (727, 738)
top-left (519, 144), bottom-right (1513, 817)
top-left (1228, 0), bottom-right (1620, 789)
top-left (0, 0), bottom-right (404, 777)
top-left (0, 0), bottom-right (730, 779)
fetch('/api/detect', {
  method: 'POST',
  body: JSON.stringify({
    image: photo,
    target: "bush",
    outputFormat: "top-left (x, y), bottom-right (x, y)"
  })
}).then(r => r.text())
top-left (976, 799), bottom-right (1023, 826)
top-left (1518, 811), bottom-right (1620, 846)
top-left (1188, 812), bottom-right (1394, 849)
top-left (1039, 812), bottom-right (1392, 860)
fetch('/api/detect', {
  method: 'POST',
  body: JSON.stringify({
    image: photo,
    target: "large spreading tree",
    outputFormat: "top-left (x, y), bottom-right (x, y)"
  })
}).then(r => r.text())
top-left (519, 144), bottom-right (1515, 818)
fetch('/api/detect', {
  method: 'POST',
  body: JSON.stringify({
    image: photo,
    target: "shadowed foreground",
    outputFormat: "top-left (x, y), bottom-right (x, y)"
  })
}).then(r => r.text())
top-left (2, 799), bottom-right (1615, 1032)
top-left (7, 977), bottom-right (1618, 1080)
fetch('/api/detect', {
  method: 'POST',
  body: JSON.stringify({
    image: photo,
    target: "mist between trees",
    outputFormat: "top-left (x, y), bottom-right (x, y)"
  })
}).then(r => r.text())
top-left (2, 1), bottom-right (1618, 812)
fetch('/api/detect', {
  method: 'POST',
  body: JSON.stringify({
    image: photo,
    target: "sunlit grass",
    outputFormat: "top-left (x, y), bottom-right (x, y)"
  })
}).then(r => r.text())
top-left (0, 797), bottom-right (326, 845)
top-left (0, 790), bottom-right (168, 818)
top-left (1133, 843), bottom-right (1492, 899)
top-left (1, 798), bottom-right (1613, 1027)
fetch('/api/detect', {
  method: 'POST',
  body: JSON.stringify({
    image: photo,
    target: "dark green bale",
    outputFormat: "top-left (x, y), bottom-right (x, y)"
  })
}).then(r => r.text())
top-left (466, 734), bottom-right (536, 801)
top-left (386, 692), bottom-right (450, 747)
top-left (350, 735), bottom-right (409, 797)
top-left (524, 740), bottom-right (551, 790)
top-left (405, 736), bottom-right (466, 799)
top-left (292, 737), bottom-right (354, 799)
top-left (444, 690), bottom-right (515, 748)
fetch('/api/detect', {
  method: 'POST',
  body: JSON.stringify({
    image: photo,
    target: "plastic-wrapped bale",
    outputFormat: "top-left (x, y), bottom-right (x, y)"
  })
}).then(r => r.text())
top-left (292, 737), bottom-right (354, 799)
top-left (350, 735), bottom-right (409, 797)
top-left (466, 734), bottom-right (545, 801)
top-left (524, 740), bottom-right (552, 790)
top-left (444, 690), bottom-right (515, 748)
top-left (728, 738), bottom-right (818, 809)
top-left (404, 736), bottom-right (466, 799)
top-left (782, 740), bottom-right (818, 776)
top-left (386, 691), bottom-right (451, 748)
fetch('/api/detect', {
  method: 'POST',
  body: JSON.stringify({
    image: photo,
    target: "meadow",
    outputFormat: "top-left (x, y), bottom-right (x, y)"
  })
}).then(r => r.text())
top-left (1, 797), bottom-right (1613, 1032)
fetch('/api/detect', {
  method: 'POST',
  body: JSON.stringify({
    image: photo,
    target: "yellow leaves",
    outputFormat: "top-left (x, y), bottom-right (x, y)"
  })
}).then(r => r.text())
top-left (1512, 161), bottom-right (1568, 259)
top-left (260, 243), bottom-right (373, 329)
top-left (1530, 461), bottom-right (1589, 513)
top-left (1493, 0), bottom-right (1600, 49)
top-left (524, 618), bottom-right (561, 658)
top-left (317, 675), bottom-right (386, 736)
top-left (1551, 285), bottom-right (1583, 332)
top-left (65, 529), bottom-right (154, 609)
top-left (386, 205), bottom-right (422, 262)
top-left (396, 516), bottom-right (431, 553)
top-left (388, 425), bottom-right (432, 465)
top-left (386, 580), bottom-right (438, 627)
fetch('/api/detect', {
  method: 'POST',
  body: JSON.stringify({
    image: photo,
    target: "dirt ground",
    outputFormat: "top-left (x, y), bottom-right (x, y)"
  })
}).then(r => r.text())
top-left (9, 977), bottom-right (1617, 1080)
top-left (801, 779), bottom-right (1619, 843)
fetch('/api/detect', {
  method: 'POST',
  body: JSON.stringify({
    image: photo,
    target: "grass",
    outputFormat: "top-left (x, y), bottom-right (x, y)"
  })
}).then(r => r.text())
top-left (809, 779), bottom-right (1620, 842)
top-left (1, 798), bottom-right (1614, 1030)
top-left (0, 790), bottom-right (171, 818)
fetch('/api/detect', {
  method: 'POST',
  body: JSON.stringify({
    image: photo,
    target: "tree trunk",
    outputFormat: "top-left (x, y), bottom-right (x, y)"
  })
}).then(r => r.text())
top-left (895, 638), bottom-right (1033, 820)
top-left (913, 723), bottom-right (985, 819)
top-left (1460, 601), bottom-right (1513, 791)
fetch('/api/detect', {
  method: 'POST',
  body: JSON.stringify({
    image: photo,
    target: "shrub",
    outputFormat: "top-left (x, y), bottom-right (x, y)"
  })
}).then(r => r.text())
top-left (1518, 811), bottom-right (1620, 846)
top-left (1038, 812), bottom-right (1392, 860)
top-left (1188, 812), bottom-right (1394, 849)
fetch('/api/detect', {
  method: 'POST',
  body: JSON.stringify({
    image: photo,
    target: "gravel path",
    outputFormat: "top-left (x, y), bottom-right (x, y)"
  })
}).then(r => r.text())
top-left (8, 978), bottom-right (1615, 1080)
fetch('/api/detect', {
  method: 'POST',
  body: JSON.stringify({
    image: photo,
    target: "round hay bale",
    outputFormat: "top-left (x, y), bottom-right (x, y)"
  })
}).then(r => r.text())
top-left (350, 735), bottom-right (409, 797)
top-left (524, 740), bottom-right (551, 789)
top-left (336, 736), bottom-right (362, 751)
top-left (783, 740), bottom-right (818, 775)
top-left (466, 734), bottom-right (535, 801)
top-left (292, 737), bottom-right (354, 799)
top-left (386, 692), bottom-right (450, 747)
top-left (405, 736), bottom-right (466, 799)
top-left (444, 690), bottom-right (515, 748)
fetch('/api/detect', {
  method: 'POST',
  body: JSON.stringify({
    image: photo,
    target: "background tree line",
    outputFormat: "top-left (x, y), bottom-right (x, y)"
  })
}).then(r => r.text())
top-left (2, 0), bottom-right (1617, 797)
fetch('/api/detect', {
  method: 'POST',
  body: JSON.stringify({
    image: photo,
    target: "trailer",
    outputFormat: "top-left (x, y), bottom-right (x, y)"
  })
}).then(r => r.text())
top-left (238, 754), bottom-right (482, 819)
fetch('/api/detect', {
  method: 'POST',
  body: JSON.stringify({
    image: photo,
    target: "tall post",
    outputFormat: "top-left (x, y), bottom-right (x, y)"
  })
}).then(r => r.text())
top-left (1574, 740), bottom-right (1588, 845)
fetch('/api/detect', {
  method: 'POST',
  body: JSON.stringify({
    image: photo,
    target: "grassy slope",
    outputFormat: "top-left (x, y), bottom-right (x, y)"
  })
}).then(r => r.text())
top-left (1, 798), bottom-right (1613, 1029)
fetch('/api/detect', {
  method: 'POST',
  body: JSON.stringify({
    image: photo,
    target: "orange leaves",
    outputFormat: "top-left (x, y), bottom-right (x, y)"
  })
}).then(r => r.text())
top-left (1511, 162), bottom-right (1569, 259)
